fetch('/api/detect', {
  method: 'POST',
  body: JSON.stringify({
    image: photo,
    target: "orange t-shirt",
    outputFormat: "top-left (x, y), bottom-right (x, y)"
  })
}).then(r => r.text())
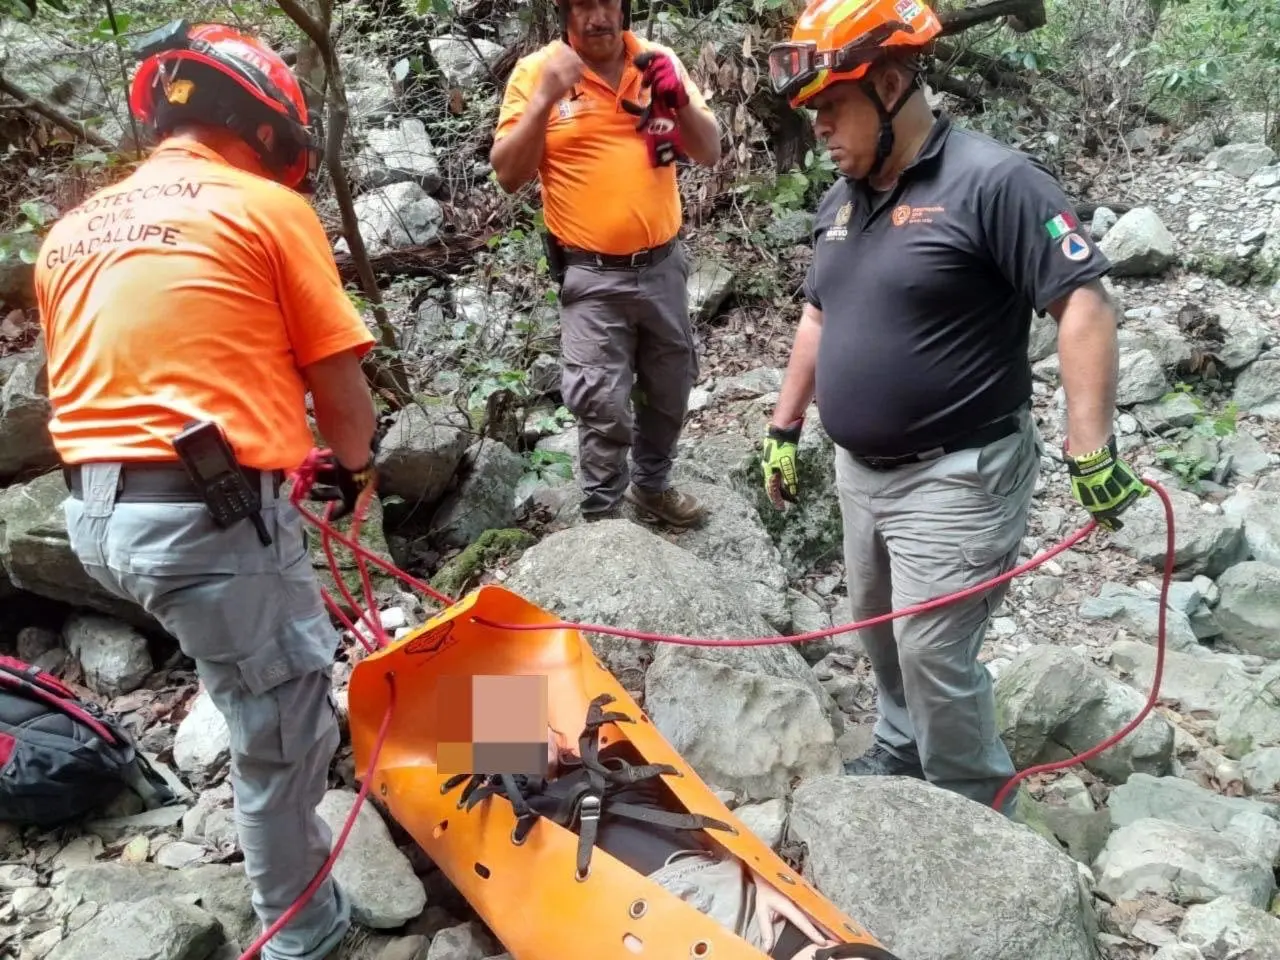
top-left (35, 138), bottom-right (375, 473)
top-left (495, 32), bottom-right (713, 255)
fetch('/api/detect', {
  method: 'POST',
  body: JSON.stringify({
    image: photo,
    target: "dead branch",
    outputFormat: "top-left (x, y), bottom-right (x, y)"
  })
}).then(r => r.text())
top-left (932, 39), bottom-right (1174, 128)
top-left (927, 71), bottom-right (984, 103)
top-left (332, 232), bottom-right (500, 284)
top-left (1074, 200), bottom-right (1132, 220)
top-left (934, 40), bottom-right (1031, 91)
top-left (938, 0), bottom-right (1046, 36)
top-left (275, 0), bottom-right (413, 409)
top-left (0, 73), bottom-right (113, 149)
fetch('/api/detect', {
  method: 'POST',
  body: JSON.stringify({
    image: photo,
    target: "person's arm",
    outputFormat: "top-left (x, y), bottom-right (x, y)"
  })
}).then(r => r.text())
top-left (674, 57), bottom-right (720, 167)
top-left (676, 98), bottom-right (721, 167)
top-left (491, 48), bottom-right (580, 193)
top-left (1051, 279), bottom-right (1119, 455)
top-left (490, 88), bottom-right (553, 194)
top-left (979, 155), bottom-right (1116, 450)
top-left (303, 351), bottom-right (377, 470)
top-left (262, 189), bottom-right (377, 469)
top-left (771, 301), bottom-right (823, 428)
top-left (661, 50), bottom-right (720, 167)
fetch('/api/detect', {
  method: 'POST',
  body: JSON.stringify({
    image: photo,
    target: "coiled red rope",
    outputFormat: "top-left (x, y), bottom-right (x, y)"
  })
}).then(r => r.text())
top-left (234, 448), bottom-right (1174, 957)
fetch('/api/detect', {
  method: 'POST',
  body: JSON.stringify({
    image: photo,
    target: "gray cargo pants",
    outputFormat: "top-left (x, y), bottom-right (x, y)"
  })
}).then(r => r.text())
top-left (558, 241), bottom-right (697, 516)
top-left (834, 406), bottom-right (1040, 814)
top-left (63, 462), bottom-right (350, 960)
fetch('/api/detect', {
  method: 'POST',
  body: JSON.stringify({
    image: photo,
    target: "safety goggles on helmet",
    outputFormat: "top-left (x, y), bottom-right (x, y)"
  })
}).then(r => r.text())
top-left (768, 19), bottom-right (916, 103)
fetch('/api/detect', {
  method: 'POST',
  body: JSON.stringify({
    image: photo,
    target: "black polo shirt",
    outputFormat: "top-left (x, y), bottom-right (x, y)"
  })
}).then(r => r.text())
top-left (803, 112), bottom-right (1111, 458)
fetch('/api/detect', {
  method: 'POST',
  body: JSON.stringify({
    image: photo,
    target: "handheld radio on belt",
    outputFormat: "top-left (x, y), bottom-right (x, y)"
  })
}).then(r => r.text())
top-left (172, 420), bottom-right (273, 547)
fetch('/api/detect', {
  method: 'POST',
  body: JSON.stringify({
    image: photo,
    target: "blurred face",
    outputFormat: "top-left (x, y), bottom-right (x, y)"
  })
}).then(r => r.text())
top-left (807, 64), bottom-right (910, 180)
top-left (564, 0), bottom-right (625, 62)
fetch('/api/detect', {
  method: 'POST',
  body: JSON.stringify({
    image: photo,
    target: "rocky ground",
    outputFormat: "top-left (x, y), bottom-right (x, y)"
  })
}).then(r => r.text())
top-left (2, 30), bottom-right (1280, 960)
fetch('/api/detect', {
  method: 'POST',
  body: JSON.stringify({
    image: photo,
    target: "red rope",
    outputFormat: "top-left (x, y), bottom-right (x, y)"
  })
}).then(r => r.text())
top-left (991, 480), bottom-right (1174, 811)
top-left (239, 449), bottom-right (1173, 956)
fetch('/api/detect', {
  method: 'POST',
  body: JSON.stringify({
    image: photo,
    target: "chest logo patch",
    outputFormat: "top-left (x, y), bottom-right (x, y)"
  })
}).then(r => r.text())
top-left (891, 203), bottom-right (945, 226)
top-left (825, 201), bottom-right (853, 242)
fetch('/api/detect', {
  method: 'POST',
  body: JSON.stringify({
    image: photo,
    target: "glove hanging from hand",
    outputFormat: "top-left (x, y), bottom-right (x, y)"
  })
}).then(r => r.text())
top-left (620, 50), bottom-right (687, 167)
top-left (1066, 434), bottom-right (1147, 531)
top-left (761, 419), bottom-right (802, 511)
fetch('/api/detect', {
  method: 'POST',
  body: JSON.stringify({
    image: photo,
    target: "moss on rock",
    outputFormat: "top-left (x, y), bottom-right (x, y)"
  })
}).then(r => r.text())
top-left (431, 527), bottom-right (536, 599)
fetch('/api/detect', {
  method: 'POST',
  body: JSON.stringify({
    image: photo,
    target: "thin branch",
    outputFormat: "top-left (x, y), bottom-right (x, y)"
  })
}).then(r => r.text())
top-left (0, 73), bottom-right (113, 148)
top-left (103, 0), bottom-right (142, 159)
top-left (275, 0), bottom-right (413, 408)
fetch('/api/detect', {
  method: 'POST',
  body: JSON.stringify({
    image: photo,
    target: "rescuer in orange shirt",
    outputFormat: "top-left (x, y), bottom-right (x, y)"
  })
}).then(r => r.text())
top-left (35, 21), bottom-right (377, 960)
top-left (491, 0), bottom-right (721, 527)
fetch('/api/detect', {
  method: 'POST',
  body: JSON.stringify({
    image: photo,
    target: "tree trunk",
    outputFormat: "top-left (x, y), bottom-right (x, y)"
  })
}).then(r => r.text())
top-left (276, 0), bottom-right (414, 409)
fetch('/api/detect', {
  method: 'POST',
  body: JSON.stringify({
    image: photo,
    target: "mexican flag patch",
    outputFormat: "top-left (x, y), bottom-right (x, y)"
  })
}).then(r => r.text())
top-left (1044, 211), bottom-right (1079, 239)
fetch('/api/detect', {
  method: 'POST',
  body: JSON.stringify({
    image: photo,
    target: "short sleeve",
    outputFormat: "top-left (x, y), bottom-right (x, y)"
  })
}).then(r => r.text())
top-left (496, 54), bottom-right (539, 141)
top-left (801, 181), bottom-right (852, 310)
top-left (980, 154), bottom-right (1111, 315)
top-left (802, 257), bottom-right (822, 309)
top-left (258, 188), bottom-right (376, 368)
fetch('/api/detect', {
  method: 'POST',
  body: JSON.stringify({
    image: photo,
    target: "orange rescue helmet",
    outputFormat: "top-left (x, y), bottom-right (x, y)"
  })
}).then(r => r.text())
top-left (128, 20), bottom-right (322, 193)
top-left (768, 0), bottom-right (943, 109)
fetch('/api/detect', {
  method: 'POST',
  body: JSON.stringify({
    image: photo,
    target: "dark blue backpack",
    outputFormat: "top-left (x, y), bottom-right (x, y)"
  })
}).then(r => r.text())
top-left (0, 655), bottom-right (177, 827)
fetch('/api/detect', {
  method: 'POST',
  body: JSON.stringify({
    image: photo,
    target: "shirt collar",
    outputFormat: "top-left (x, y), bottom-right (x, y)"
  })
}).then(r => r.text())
top-left (902, 110), bottom-right (953, 174)
top-left (149, 137), bottom-right (234, 167)
top-left (839, 109), bottom-right (952, 196)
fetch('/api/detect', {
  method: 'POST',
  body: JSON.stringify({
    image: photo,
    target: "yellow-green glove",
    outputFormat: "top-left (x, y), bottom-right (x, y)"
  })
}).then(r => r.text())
top-left (762, 419), bottom-right (802, 510)
top-left (1066, 434), bottom-right (1147, 531)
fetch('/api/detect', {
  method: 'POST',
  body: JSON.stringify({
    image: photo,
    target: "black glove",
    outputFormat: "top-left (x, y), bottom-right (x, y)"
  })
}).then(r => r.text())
top-left (310, 440), bottom-right (378, 522)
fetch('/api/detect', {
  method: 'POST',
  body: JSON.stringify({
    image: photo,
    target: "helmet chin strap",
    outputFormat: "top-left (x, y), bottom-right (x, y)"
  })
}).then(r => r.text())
top-left (856, 68), bottom-right (924, 182)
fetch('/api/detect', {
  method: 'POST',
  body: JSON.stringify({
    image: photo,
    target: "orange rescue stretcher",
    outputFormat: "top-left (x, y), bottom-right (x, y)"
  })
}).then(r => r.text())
top-left (346, 583), bottom-right (898, 960)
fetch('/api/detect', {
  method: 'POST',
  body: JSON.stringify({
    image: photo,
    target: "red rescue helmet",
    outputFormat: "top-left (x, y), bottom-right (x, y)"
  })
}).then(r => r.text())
top-left (127, 20), bottom-right (321, 193)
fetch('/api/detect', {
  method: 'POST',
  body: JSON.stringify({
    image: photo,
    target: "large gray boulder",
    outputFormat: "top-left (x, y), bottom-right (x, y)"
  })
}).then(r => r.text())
top-left (504, 520), bottom-right (843, 798)
top-left (787, 775), bottom-right (1100, 960)
top-left (995, 646), bottom-right (1174, 784)
top-left (0, 470), bottom-right (154, 628)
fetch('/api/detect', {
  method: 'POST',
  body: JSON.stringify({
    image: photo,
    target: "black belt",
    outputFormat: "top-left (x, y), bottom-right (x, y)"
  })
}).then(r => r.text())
top-left (849, 413), bottom-right (1022, 471)
top-left (63, 462), bottom-right (283, 502)
top-left (561, 237), bottom-right (677, 270)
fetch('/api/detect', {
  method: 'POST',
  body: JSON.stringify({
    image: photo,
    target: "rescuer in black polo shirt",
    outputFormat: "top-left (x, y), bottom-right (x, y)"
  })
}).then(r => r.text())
top-left (762, 0), bottom-right (1147, 815)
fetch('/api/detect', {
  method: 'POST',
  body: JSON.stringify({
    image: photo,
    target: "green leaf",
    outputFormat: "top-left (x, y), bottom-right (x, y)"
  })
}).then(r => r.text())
top-left (19, 201), bottom-right (44, 226)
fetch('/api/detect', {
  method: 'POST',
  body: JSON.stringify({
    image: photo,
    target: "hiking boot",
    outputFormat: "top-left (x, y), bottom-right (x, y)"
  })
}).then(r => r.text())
top-left (843, 742), bottom-right (925, 779)
top-left (581, 503), bottom-right (624, 523)
top-left (624, 483), bottom-right (707, 528)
